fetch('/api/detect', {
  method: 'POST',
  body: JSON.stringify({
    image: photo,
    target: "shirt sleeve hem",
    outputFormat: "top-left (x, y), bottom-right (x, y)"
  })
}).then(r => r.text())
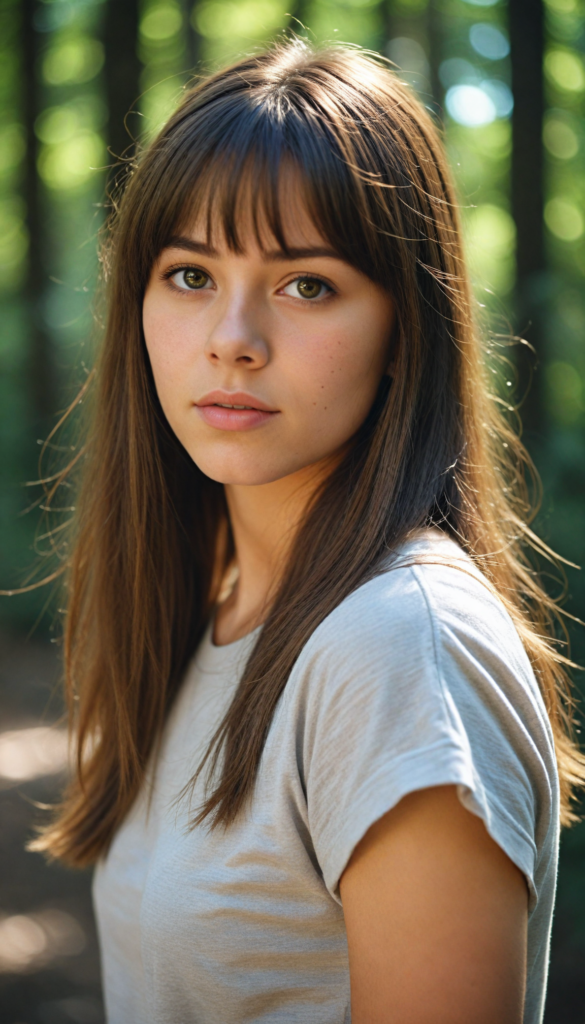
top-left (321, 741), bottom-right (538, 910)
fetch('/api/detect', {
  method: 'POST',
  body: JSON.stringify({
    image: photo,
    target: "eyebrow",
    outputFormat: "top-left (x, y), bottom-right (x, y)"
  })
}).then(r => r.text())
top-left (163, 235), bottom-right (342, 262)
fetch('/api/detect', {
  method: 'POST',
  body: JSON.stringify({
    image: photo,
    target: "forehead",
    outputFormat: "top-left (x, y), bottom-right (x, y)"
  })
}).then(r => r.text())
top-left (171, 161), bottom-right (333, 258)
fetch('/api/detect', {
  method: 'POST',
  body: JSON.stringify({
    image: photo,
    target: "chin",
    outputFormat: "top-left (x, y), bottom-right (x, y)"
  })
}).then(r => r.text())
top-left (189, 449), bottom-right (308, 487)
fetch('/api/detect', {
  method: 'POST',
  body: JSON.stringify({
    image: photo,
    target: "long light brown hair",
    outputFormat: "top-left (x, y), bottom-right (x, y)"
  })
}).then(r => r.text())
top-left (31, 39), bottom-right (584, 866)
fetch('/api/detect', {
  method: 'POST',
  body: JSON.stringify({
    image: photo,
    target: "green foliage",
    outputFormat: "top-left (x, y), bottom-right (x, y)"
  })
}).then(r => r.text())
top-left (193, 0), bottom-right (291, 62)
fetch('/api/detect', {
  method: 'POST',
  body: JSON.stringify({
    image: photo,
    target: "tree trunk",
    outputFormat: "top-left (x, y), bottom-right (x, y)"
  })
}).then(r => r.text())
top-left (103, 0), bottom-right (142, 195)
top-left (509, 0), bottom-right (545, 437)
top-left (182, 0), bottom-right (203, 78)
top-left (22, 0), bottom-right (56, 428)
top-left (425, 0), bottom-right (442, 111)
top-left (285, 0), bottom-right (311, 36)
top-left (385, 0), bottom-right (442, 113)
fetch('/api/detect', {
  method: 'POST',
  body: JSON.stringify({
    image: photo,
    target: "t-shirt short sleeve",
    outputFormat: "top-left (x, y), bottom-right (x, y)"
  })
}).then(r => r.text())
top-left (297, 559), bottom-right (555, 911)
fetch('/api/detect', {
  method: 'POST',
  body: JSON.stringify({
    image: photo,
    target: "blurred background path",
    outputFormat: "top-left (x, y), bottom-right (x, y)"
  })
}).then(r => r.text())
top-left (0, 633), bottom-right (102, 1024)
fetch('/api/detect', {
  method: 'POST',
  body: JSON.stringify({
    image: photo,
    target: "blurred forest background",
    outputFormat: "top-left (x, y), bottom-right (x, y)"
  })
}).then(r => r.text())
top-left (0, 0), bottom-right (584, 1021)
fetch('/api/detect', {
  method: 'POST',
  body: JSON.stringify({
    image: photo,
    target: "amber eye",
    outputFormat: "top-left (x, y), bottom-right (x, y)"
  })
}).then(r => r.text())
top-left (296, 277), bottom-right (323, 299)
top-left (181, 268), bottom-right (209, 289)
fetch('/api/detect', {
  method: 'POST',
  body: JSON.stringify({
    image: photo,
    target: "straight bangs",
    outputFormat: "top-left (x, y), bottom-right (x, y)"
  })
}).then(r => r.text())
top-left (146, 94), bottom-right (389, 287)
top-left (130, 50), bottom-right (454, 305)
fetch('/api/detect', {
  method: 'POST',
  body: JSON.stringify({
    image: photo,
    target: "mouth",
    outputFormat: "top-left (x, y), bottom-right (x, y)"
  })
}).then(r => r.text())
top-left (195, 391), bottom-right (279, 432)
top-left (212, 402), bottom-right (261, 410)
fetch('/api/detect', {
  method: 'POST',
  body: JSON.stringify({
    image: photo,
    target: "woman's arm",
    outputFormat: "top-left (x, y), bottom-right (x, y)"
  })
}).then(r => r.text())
top-left (339, 784), bottom-right (528, 1024)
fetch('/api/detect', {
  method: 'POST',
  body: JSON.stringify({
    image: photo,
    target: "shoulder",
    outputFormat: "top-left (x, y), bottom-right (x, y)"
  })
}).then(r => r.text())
top-left (284, 531), bottom-right (558, 905)
top-left (301, 528), bottom-right (532, 688)
top-left (290, 529), bottom-right (552, 766)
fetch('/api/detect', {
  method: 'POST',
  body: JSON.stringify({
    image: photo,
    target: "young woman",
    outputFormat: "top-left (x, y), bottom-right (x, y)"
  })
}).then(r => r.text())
top-left (34, 38), bottom-right (584, 1024)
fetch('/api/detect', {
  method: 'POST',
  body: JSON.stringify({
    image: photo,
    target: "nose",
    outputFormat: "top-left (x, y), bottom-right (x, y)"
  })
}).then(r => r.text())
top-left (204, 291), bottom-right (269, 369)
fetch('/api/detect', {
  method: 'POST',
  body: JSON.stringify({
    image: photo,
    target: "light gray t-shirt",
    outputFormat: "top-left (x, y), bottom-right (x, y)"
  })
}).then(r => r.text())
top-left (93, 530), bottom-right (559, 1024)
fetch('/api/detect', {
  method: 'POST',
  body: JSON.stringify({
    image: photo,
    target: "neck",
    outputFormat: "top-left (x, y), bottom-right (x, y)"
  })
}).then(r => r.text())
top-left (213, 458), bottom-right (335, 645)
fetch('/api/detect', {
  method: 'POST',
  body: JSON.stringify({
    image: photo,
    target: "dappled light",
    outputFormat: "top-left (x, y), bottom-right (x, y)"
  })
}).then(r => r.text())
top-left (0, 726), bottom-right (69, 785)
top-left (0, 909), bottom-right (85, 974)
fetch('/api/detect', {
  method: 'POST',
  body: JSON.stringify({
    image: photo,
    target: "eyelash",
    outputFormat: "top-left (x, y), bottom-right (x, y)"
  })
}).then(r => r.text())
top-left (162, 264), bottom-right (335, 300)
top-left (162, 264), bottom-right (210, 290)
top-left (282, 275), bottom-right (334, 301)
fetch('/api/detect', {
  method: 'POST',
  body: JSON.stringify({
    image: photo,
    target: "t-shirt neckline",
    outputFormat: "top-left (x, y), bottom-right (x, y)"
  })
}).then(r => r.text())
top-left (208, 611), bottom-right (263, 651)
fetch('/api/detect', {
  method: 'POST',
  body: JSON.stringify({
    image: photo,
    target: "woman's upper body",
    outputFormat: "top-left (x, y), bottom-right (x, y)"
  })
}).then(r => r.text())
top-left (93, 529), bottom-right (559, 1024)
top-left (30, 38), bottom-right (583, 1024)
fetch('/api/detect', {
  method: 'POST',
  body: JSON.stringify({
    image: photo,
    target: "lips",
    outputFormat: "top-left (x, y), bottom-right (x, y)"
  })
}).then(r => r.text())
top-left (195, 390), bottom-right (279, 431)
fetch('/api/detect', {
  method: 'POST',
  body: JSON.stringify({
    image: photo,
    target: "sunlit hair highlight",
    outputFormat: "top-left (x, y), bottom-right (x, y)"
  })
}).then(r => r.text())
top-left (29, 38), bottom-right (584, 866)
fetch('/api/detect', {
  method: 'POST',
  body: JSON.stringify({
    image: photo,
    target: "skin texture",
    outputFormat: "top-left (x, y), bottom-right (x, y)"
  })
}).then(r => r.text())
top-left (143, 199), bottom-right (395, 644)
top-left (339, 785), bottom-right (528, 1024)
top-left (143, 194), bottom-right (529, 1021)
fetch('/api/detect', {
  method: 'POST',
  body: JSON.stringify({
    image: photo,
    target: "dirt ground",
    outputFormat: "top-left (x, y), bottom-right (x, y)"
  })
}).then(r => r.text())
top-left (0, 632), bottom-right (103, 1024)
top-left (1, 629), bottom-right (584, 1024)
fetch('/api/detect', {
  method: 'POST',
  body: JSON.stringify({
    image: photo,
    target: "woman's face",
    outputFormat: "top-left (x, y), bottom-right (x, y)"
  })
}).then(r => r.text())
top-left (143, 191), bottom-right (395, 487)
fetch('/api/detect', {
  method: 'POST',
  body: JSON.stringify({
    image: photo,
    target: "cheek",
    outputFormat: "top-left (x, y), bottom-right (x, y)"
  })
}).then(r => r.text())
top-left (142, 297), bottom-right (198, 392)
top-left (295, 314), bottom-right (390, 422)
